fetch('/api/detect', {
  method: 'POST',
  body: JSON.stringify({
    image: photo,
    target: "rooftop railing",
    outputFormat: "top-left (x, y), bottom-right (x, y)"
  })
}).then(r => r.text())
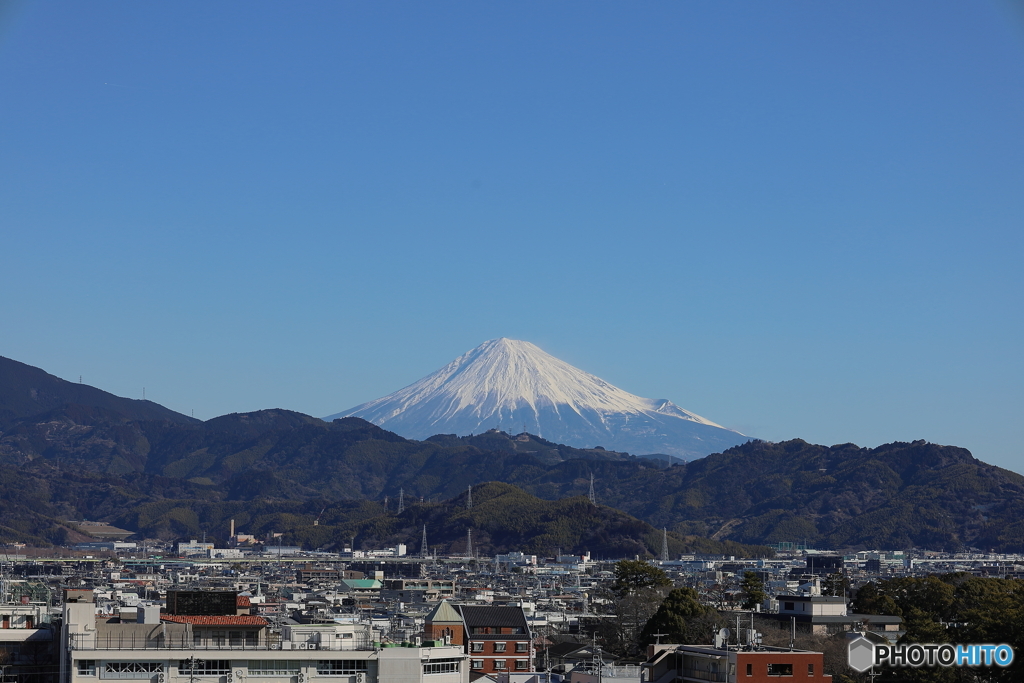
top-left (68, 633), bottom-right (375, 652)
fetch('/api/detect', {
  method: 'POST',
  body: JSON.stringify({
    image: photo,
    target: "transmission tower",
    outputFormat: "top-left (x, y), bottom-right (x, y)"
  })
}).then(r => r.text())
top-left (588, 473), bottom-right (596, 505)
top-left (397, 488), bottom-right (404, 514)
top-left (467, 485), bottom-right (473, 510)
top-left (661, 527), bottom-right (670, 562)
top-left (421, 525), bottom-right (429, 558)
top-left (466, 528), bottom-right (473, 559)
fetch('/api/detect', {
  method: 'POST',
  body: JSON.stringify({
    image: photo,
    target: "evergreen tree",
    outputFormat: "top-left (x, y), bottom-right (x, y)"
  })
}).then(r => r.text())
top-left (640, 587), bottom-right (714, 645)
top-left (740, 571), bottom-right (767, 610)
top-left (613, 559), bottom-right (672, 595)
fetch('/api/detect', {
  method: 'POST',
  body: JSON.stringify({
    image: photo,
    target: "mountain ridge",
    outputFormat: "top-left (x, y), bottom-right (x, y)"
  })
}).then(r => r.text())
top-left (0, 355), bottom-right (197, 426)
top-left (2, 354), bottom-right (1022, 553)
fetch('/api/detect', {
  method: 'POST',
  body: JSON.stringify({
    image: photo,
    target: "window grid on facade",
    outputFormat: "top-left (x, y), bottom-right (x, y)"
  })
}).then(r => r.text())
top-left (494, 643), bottom-right (506, 652)
top-left (316, 661), bottom-right (369, 675)
top-left (471, 660), bottom-right (483, 670)
top-left (493, 660), bottom-right (506, 670)
top-left (471, 643), bottom-right (484, 652)
top-left (423, 659), bottom-right (461, 675)
top-left (77, 661), bottom-right (96, 676)
top-left (515, 643), bottom-right (528, 653)
top-left (179, 660), bottom-right (230, 676)
top-left (247, 661), bottom-right (301, 676)
top-left (808, 663), bottom-right (814, 676)
top-left (103, 663), bottom-right (164, 679)
top-left (768, 663), bottom-right (794, 676)
top-left (515, 660), bottom-right (529, 670)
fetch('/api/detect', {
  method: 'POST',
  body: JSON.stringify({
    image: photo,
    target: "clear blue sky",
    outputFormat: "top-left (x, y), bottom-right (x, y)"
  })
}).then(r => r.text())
top-left (2, 2), bottom-right (1022, 470)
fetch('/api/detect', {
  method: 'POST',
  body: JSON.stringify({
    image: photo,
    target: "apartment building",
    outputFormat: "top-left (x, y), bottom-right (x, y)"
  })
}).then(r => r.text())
top-left (60, 591), bottom-right (468, 683)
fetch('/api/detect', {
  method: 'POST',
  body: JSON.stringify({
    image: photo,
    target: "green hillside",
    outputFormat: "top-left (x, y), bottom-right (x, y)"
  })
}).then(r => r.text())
top-left (2, 356), bottom-right (1023, 553)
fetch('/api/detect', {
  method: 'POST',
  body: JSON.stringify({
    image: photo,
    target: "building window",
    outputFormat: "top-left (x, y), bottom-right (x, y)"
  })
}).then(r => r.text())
top-left (808, 664), bottom-right (814, 676)
top-left (515, 642), bottom-right (528, 653)
top-left (784, 602), bottom-right (794, 611)
top-left (471, 660), bottom-right (484, 670)
top-left (494, 643), bottom-right (507, 653)
top-left (316, 661), bottom-right (368, 675)
top-left (77, 661), bottom-right (97, 676)
top-left (767, 663), bottom-right (794, 676)
top-left (178, 660), bottom-right (230, 677)
top-left (247, 661), bottom-right (300, 677)
top-left (493, 661), bottom-right (506, 670)
top-left (746, 663), bottom-right (752, 676)
top-left (515, 660), bottom-right (529, 670)
top-left (103, 663), bottom-right (164, 679)
top-left (423, 659), bottom-right (461, 675)
top-left (471, 642), bottom-right (484, 652)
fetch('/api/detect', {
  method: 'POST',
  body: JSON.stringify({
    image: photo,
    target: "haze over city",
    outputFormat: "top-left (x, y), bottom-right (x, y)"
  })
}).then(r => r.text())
top-left (1, 2), bottom-right (1022, 470)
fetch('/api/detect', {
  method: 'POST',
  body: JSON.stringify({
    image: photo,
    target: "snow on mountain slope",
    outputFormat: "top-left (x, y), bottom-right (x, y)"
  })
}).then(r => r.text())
top-left (325, 338), bottom-right (749, 458)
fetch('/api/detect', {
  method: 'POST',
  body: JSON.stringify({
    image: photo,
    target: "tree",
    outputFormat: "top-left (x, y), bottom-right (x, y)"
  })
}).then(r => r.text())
top-left (641, 587), bottom-right (715, 645)
top-left (613, 559), bottom-right (671, 596)
top-left (821, 572), bottom-right (849, 597)
top-left (609, 560), bottom-right (673, 655)
top-left (740, 571), bottom-right (767, 610)
top-left (851, 581), bottom-right (901, 616)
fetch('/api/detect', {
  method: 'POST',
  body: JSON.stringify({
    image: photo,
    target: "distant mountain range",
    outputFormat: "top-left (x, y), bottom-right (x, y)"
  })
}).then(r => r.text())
top-left (1, 353), bottom-right (1022, 553)
top-left (328, 338), bottom-right (749, 459)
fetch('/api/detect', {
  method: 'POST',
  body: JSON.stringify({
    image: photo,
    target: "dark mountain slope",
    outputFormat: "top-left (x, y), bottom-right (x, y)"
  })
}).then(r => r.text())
top-left (0, 391), bottom-right (1022, 552)
top-left (0, 356), bottom-right (196, 426)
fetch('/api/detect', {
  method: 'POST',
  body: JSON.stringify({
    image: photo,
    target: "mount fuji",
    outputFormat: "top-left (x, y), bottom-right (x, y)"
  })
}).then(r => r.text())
top-left (326, 338), bottom-right (749, 459)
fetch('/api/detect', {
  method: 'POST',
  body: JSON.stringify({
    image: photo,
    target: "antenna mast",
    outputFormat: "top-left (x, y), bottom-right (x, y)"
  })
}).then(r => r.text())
top-left (466, 529), bottom-right (473, 559)
top-left (397, 488), bottom-right (404, 514)
top-left (467, 485), bottom-right (473, 510)
top-left (421, 525), bottom-right (429, 558)
top-left (588, 473), bottom-right (596, 505)
top-left (661, 528), bottom-right (670, 562)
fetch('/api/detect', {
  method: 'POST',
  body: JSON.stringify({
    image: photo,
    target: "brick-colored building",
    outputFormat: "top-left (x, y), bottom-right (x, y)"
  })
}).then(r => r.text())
top-left (423, 601), bottom-right (532, 680)
top-left (645, 644), bottom-right (832, 683)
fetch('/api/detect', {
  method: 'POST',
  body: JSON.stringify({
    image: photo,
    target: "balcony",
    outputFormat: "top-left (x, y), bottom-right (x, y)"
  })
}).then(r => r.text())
top-left (681, 668), bottom-right (728, 683)
top-left (68, 633), bottom-right (374, 652)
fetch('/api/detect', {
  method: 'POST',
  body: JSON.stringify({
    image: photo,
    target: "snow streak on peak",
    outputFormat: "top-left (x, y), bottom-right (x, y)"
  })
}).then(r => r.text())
top-left (326, 338), bottom-right (747, 458)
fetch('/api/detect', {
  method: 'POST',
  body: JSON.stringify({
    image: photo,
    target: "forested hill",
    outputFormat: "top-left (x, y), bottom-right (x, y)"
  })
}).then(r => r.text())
top-left (1, 364), bottom-right (1022, 552)
top-left (562, 438), bottom-right (1024, 552)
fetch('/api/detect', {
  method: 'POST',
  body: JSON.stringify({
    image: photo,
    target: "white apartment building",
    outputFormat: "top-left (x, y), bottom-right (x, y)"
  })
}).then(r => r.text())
top-left (61, 598), bottom-right (468, 683)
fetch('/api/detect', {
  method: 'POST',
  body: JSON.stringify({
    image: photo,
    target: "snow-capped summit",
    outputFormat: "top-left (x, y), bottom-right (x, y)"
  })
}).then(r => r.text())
top-left (325, 338), bottom-right (749, 458)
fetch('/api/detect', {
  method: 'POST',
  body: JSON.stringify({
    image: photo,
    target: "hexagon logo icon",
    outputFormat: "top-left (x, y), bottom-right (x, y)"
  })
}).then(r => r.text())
top-left (848, 636), bottom-right (875, 672)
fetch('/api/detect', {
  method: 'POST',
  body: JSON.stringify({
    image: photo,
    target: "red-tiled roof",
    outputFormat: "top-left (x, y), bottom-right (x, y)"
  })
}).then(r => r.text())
top-left (160, 615), bottom-right (268, 626)
top-left (237, 596), bottom-right (251, 607)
